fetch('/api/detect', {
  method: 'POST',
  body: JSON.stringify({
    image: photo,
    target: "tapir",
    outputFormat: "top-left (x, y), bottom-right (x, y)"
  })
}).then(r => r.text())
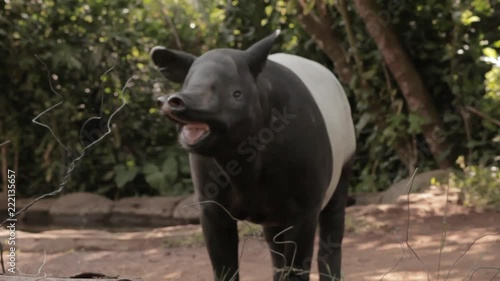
top-left (151, 30), bottom-right (356, 281)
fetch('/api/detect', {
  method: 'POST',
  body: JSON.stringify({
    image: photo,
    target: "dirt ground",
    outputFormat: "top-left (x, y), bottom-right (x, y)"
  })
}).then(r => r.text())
top-left (1, 187), bottom-right (499, 281)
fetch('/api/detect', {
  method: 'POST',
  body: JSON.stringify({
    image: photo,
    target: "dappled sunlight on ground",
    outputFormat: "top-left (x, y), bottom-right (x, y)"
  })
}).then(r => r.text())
top-left (1, 189), bottom-right (499, 281)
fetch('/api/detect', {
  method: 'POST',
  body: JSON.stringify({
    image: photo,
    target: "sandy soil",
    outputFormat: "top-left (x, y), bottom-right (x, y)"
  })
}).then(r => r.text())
top-left (1, 187), bottom-right (499, 281)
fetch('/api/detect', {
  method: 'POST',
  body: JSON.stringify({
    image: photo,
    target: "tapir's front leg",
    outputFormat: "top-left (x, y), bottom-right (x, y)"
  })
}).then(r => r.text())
top-left (268, 212), bottom-right (319, 281)
top-left (201, 205), bottom-right (239, 281)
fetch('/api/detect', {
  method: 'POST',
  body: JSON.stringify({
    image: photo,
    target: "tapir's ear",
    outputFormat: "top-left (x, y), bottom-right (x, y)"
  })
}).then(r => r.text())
top-left (150, 46), bottom-right (196, 83)
top-left (244, 29), bottom-right (280, 77)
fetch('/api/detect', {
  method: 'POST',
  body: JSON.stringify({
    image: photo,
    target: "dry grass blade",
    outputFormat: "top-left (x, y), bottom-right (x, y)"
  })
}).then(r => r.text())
top-left (79, 65), bottom-right (116, 140)
top-left (380, 168), bottom-right (424, 281)
top-left (488, 270), bottom-right (500, 281)
top-left (437, 180), bottom-right (452, 280)
top-left (402, 168), bottom-right (432, 281)
top-left (444, 231), bottom-right (500, 281)
top-left (15, 250), bottom-right (47, 277)
top-left (379, 229), bottom-right (410, 281)
top-left (0, 140), bottom-right (10, 147)
top-left (30, 54), bottom-right (71, 153)
top-left (272, 226), bottom-right (296, 281)
top-left (469, 267), bottom-right (500, 281)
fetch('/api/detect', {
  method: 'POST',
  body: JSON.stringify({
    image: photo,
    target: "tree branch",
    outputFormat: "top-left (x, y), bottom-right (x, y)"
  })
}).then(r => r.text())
top-left (157, 0), bottom-right (183, 50)
top-left (465, 105), bottom-right (500, 127)
top-left (337, 0), bottom-right (365, 86)
top-left (353, 0), bottom-right (451, 168)
top-left (294, 0), bottom-right (419, 173)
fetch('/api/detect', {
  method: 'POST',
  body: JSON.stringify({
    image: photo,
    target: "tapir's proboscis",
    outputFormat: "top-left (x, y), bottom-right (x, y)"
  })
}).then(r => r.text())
top-left (151, 30), bottom-right (356, 281)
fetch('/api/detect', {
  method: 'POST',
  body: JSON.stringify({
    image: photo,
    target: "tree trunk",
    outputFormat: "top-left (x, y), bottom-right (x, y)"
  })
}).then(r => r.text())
top-left (296, 3), bottom-right (353, 83)
top-left (296, 1), bottom-right (419, 173)
top-left (353, 0), bottom-right (451, 169)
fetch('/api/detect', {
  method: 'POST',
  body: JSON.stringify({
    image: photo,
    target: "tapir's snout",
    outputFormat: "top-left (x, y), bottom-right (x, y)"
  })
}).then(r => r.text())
top-left (157, 93), bottom-right (215, 149)
top-left (157, 94), bottom-right (186, 114)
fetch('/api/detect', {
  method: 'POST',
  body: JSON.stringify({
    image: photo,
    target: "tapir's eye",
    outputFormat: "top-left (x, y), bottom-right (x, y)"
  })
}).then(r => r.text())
top-left (232, 90), bottom-right (242, 99)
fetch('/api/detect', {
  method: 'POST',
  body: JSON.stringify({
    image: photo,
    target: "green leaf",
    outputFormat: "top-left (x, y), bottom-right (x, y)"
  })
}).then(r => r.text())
top-left (144, 163), bottom-right (166, 190)
top-left (113, 164), bottom-right (138, 188)
top-left (143, 163), bottom-right (160, 174)
top-left (482, 47), bottom-right (498, 58)
top-left (472, 0), bottom-right (491, 13)
top-left (355, 112), bottom-right (371, 137)
top-left (179, 155), bottom-right (191, 175)
top-left (303, 0), bottom-right (316, 15)
top-left (460, 10), bottom-right (481, 25)
top-left (265, 5), bottom-right (273, 17)
top-left (408, 113), bottom-right (428, 134)
top-left (362, 68), bottom-right (378, 80)
top-left (162, 157), bottom-right (178, 182)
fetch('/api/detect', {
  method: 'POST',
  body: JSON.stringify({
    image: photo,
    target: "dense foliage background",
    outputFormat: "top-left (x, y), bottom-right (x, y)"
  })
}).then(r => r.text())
top-left (1, 0), bottom-right (498, 199)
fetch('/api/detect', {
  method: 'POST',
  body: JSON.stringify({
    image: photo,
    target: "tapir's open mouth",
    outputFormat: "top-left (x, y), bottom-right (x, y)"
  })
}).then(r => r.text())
top-left (162, 111), bottom-right (212, 146)
top-left (181, 123), bottom-right (210, 145)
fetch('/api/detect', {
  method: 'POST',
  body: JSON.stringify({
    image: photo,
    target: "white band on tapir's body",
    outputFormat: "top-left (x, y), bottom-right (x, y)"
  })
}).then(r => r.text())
top-left (268, 53), bottom-right (356, 210)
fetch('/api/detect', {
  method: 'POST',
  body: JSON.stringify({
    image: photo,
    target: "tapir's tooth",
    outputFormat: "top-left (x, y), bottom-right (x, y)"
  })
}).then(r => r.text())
top-left (185, 123), bottom-right (209, 131)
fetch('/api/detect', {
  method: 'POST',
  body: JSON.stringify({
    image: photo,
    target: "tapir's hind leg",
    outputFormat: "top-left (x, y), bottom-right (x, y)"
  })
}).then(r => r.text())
top-left (318, 162), bottom-right (353, 281)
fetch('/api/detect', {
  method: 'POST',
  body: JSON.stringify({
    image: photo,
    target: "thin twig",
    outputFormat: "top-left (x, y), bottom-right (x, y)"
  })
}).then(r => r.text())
top-left (465, 105), bottom-right (500, 127)
top-left (0, 57), bottom-right (131, 227)
top-left (157, 0), bottom-right (183, 50)
top-left (458, 106), bottom-right (472, 165)
top-left (337, 0), bottom-right (365, 85)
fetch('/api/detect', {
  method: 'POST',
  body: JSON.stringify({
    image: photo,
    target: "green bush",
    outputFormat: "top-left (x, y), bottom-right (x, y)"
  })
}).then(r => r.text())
top-left (0, 0), bottom-right (220, 198)
top-left (451, 156), bottom-right (500, 210)
top-left (1, 0), bottom-right (498, 199)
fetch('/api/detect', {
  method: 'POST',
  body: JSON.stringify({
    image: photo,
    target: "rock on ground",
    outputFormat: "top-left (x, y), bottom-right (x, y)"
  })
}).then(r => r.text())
top-left (49, 192), bottom-right (113, 226)
top-left (110, 196), bottom-right (184, 226)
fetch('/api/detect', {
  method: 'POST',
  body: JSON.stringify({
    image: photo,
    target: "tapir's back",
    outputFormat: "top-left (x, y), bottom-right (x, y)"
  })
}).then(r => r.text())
top-left (268, 53), bottom-right (356, 209)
